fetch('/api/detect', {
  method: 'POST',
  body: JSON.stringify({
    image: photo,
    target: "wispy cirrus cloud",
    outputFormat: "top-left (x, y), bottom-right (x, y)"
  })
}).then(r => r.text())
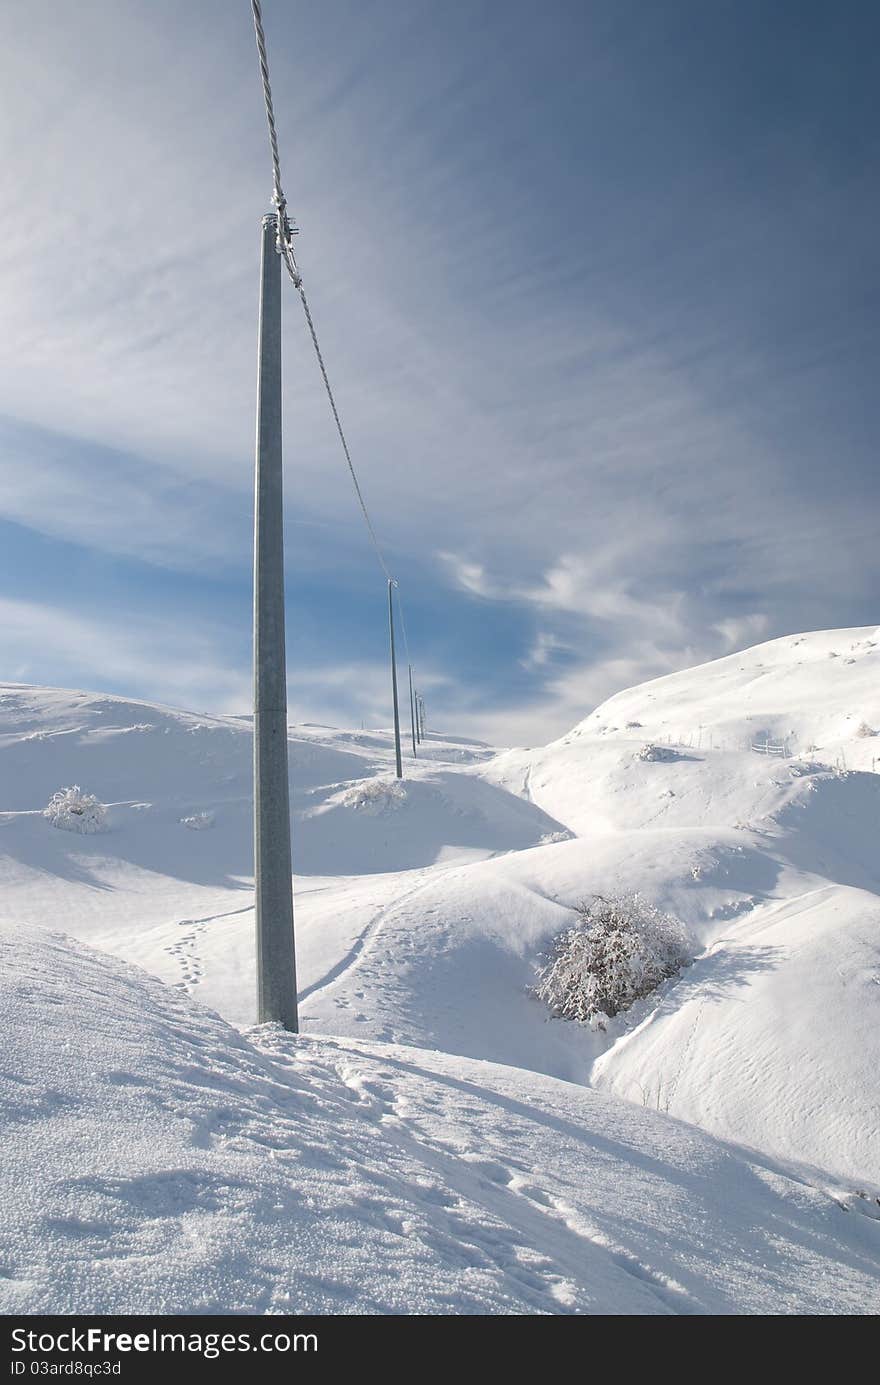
top-left (0, 1), bottom-right (878, 742)
top-left (0, 596), bottom-right (251, 714)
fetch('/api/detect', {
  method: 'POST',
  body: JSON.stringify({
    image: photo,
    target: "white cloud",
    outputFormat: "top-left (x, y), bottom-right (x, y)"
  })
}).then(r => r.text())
top-left (0, 0), bottom-right (829, 585)
top-left (713, 613), bottom-right (770, 651)
top-left (519, 630), bottom-right (566, 673)
top-left (0, 594), bottom-right (455, 739)
top-left (286, 659), bottom-right (448, 733)
top-left (0, 2), bottom-right (875, 747)
top-left (0, 597), bottom-right (251, 714)
top-left (434, 548), bottom-right (775, 745)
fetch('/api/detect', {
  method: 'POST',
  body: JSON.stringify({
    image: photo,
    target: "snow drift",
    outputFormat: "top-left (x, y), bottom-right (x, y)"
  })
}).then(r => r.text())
top-left (2, 925), bottom-right (878, 1316)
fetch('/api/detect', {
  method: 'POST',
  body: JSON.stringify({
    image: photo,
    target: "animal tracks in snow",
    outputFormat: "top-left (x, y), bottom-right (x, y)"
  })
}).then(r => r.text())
top-left (315, 1048), bottom-right (699, 1315)
top-left (164, 905), bottom-right (253, 993)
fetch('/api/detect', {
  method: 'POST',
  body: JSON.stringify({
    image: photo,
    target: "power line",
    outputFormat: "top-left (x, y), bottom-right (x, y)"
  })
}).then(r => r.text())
top-left (249, 0), bottom-right (299, 281)
top-left (250, 0), bottom-right (393, 584)
top-left (395, 583), bottom-right (413, 667)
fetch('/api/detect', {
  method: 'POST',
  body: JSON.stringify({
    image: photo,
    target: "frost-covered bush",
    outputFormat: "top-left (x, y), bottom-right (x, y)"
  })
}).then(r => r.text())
top-left (789, 761), bottom-right (825, 778)
top-left (856, 722), bottom-right (877, 738)
top-left (43, 786), bottom-right (107, 835)
top-left (637, 743), bottom-right (680, 762)
top-left (342, 778), bottom-right (407, 814)
top-left (181, 811), bottom-right (214, 831)
top-left (533, 895), bottom-right (691, 1026)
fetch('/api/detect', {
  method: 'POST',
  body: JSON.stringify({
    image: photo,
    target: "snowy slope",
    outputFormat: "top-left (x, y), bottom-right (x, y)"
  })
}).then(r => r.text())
top-left (1, 626), bottom-right (879, 1244)
top-left (0, 683), bottom-right (561, 877)
top-left (296, 629), bottom-right (880, 1186)
top-left (0, 681), bottom-right (565, 1029)
top-left (492, 626), bottom-right (880, 832)
top-left (475, 628), bottom-right (880, 1184)
top-left (3, 925), bottom-right (879, 1316)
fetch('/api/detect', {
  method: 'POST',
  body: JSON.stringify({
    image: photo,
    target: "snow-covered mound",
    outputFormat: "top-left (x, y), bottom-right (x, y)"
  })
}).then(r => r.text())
top-left (3, 926), bottom-right (878, 1316)
top-left (296, 769), bottom-right (569, 873)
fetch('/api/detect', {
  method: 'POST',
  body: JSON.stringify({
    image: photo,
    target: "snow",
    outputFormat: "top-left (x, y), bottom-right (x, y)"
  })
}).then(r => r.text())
top-left (482, 628), bottom-right (880, 1184)
top-left (1, 625), bottom-right (880, 1312)
top-left (2, 925), bottom-right (879, 1316)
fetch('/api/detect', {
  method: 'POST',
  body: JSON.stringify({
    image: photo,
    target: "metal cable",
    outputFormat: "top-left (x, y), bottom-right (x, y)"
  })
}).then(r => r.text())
top-left (251, 0), bottom-right (301, 286)
top-left (395, 583), bottom-right (413, 666)
top-left (295, 286), bottom-right (393, 582)
top-left (250, 0), bottom-right (393, 584)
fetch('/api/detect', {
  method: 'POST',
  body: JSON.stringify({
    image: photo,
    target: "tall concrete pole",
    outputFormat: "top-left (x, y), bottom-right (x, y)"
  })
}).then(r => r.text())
top-left (388, 579), bottom-right (403, 779)
top-left (408, 664), bottom-right (417, 758)
top-left (253, 213), bottom-right (298, 1032)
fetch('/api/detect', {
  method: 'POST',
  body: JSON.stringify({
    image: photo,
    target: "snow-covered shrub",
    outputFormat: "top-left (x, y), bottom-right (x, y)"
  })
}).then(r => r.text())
top-left (43, 786), bottom-right (107, 835)
top-left (856, 721), bottom-right (877, 738)
top-left (539, 829), bottom-right (574, 845)
top-left (342, 778), bottom-right (407, 814)
top-left (181, 811), bottom-right (214, 831)
top-left (637, 743), bottom-right (680, 762)
top-left (533, 895), bottom-right (691, 1026)
top-left (789, 761), bottom-right (824, 778)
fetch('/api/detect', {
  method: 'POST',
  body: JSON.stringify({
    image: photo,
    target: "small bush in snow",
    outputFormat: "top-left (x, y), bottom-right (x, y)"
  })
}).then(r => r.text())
top-left (789, 761), bottom-right (824, 778)
top-left (533, 894), bottom-right (691, 1027)
top-left (43, 786), bottom-right (107, 835)
top-left (856, 722), bottom-right (877, 738)
top-left (342, 778), bottom-right (407, 814)
top-left (637, 743), bottom-right (679, 762)
top-left (181, 811), bottom-right (214, 831)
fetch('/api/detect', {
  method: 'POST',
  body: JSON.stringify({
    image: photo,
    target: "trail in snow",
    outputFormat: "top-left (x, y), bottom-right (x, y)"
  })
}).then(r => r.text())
top-left (298, 864), bottom-right (462, 1009)
top-left (278, 1037), bottom-right (699, 1316)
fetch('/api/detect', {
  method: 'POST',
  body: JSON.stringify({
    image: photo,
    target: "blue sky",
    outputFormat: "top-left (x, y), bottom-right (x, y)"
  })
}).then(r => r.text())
top-left (1, 0), bottom-right (878, 743)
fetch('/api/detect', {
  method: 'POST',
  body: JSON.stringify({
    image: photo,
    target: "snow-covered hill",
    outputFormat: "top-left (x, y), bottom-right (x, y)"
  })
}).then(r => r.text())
top-left (481, 628), bottom-right (880, 1183)
top-left (2, 628), bottom-right (880, 1312)
top-left (0, 681), bottom-right (566, 1028)
top-left (3, 925), bottom-right (878, 1315)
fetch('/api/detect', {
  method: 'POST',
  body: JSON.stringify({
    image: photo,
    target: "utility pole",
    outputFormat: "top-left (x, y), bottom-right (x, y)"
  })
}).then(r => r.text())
top-left (414, 687), bottom-right (421, 744)
top-left (388, 579), bottom-right (403, 779)
top-left (418, 694), bottom-right (426, 740)
top-left (408, 664), bottom-right (417, 758)
top-left (253, 212), bottom-right (298, 1032)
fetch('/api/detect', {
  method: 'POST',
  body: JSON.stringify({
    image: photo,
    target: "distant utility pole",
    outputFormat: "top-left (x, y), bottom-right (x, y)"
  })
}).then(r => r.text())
top-left (414, 687), bottom-right (421, 744)
top-left (388, 579), bottom-right (403, 779)
top-left (408, 665), bottom-right (418, 758)
top-left (253, 212), bottom-right (298, 1033)
top-left (418, 694), bottom-right (427, 740)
